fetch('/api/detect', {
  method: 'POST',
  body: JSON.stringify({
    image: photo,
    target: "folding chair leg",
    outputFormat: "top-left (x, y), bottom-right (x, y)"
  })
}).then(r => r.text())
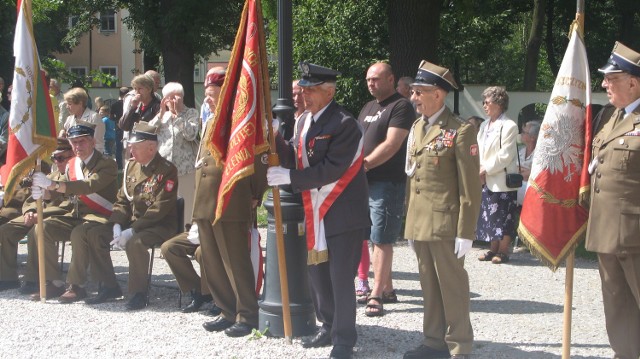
top-left (59, 241), bottom-right (66, 272)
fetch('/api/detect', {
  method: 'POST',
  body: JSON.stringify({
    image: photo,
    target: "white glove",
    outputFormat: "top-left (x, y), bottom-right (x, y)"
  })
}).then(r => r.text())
top-left (187, 223), bottom-right (200, 245)
top-left (31, 185), bottom-right (44, 200)
top-left (32, 172), bottom-right (52, 189)
top-left (0, 191), bottom-right (4, 207)
top-left (267, 166), bottom-right (291, 186)
top-left (118, 228), bottom-right (135, 248)
top-left (454, 237), bottom-right (473, 259)
top-left (272, 119), bottom-right (280, 134)
top-left (110, 224), bottom-right (123, 249)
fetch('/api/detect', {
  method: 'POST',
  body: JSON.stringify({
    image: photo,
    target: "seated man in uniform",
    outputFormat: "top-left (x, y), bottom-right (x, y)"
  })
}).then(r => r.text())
top-left (100, 121), bottom-right (179, 310)
top-left (0, 140), bottom-right (68, 291)
top-left (22, 122), bottom-right (118, 300)
top-left (160, 230), bottom-right (217, 314)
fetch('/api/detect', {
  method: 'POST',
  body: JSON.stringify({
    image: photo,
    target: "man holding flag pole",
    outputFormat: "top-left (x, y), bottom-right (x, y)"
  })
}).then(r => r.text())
top-left (585, 42), bottom-right (640, 359)
top-left (0, 0), bottom-right (58, 302)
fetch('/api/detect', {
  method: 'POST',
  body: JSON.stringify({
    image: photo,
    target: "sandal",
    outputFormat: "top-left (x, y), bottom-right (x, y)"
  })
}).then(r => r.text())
top-left (491, 252), bottom-right (509, 264)
top-left (478, 250), bottom-right (496, 261)
top-left (364, 297), bottom-right (384, 317)
top-left (382, 290), bottom-right (398, 304)
top-left (355, 279), bottom-right (370, 298)
top-left (357, 293), bottom-right (370, 305)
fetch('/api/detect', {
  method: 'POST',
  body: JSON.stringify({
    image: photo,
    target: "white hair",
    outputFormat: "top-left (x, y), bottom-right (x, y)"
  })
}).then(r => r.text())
top-left (162, 82), bottom-right (184, 97)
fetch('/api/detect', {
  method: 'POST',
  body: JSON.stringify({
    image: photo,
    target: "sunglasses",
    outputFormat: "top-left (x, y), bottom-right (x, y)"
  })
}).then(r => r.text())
top-left (51, 154), bottom-right (71, 162)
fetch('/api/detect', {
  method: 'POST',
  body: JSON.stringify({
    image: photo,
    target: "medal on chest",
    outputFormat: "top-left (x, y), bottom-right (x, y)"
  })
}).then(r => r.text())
top-left (307, 137), bottom-right (315, 158)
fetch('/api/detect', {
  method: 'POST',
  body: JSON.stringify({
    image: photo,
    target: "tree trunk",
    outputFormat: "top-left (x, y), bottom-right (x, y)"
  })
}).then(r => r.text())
top-left (387, 0), bottom-right (442, 79)
top-left (544, 0), bottom-right (558, 77)
top-left (161, 39), bottom-right (196, 108)
top-left (523, 0), bottom-right (546, 91)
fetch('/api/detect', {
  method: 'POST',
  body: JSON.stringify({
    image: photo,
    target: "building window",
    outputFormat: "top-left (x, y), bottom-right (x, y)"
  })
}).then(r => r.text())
top-left (99, 66), bottom-right (118, 88)
top-left (69, 67), bottom-right (88, 81)
top-left (100, 10), bottom-right (116, 33)
top-left (68, 16), bottom-right (79, 29)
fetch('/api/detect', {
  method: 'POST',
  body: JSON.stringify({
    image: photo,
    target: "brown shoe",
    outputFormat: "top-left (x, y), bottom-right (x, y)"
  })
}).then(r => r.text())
top-left (58, 285), bottom-right (88, 303)
top-left (30, 282), bottom-right (65, 301)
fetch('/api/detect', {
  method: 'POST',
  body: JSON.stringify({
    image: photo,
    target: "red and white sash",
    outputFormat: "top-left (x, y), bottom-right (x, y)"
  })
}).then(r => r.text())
top-left (68, 157), bottom-right (113, 216)
top-left (297, 114), bottom-right (364, 265)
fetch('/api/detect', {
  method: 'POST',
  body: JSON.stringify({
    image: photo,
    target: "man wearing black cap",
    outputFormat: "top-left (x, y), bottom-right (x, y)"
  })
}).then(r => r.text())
top-left (403, 61), bottom-right (481, 359)
top-left (268, 62), bottom-right (370, 359)
top-left (0, 141), bottom-right (68, 291)
top-left (22, 122), bottom-right (118, 301)
top-left (86, 121), bottom-right (179, 309)
top-left (586, 41), bottom-right (640, 359)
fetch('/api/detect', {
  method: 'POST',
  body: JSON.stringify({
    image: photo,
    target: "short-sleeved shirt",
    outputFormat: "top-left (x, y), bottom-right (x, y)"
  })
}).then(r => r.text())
top-left (358, 92), bottom-right (415, 182)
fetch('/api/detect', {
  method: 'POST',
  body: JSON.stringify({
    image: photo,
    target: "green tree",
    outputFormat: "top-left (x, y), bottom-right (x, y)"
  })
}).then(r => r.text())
top-left (58, 0), bottom-right (243, 107)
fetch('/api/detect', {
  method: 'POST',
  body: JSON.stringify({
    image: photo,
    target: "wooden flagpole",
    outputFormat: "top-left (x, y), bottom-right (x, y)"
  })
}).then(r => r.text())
top-left (257, 0), bottom-right (293, 342)
top-left (562, 2), bottom-right (584, 357)
top-left (35, 158), bottom-right (47, 303)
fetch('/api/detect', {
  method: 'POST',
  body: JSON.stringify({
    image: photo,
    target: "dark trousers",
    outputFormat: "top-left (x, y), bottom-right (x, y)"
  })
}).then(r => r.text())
top-left (307, 228), bottom-right (364, 347)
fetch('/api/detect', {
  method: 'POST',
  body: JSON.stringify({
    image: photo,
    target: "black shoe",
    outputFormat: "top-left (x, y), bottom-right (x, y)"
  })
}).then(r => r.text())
top-left (19, 281), bottom-right (38, 295)
top-left (224, 322), bottom-right (256, 337)
top-left (202, 316), bottom-right (234, 332)
top-left (403, 344), bottom-right (450, 359)
top-left (329, 345), bottom-right (353, 359)
top-left (85, 286), bottom-right (123, 304)
top-left (125, 292), bottom-right (147, 310)
top-left (0, 280), bottom-right (20, 291)
top-left (302, 329), bottom-right (332, 348)
top-left (206, 303), bottom-right (222, 316)
top-left (181, 291), bottom-right (213, 313)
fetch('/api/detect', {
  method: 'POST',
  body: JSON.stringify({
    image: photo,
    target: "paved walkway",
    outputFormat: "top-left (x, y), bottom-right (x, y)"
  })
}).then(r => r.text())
top-left (0, 234), bottom-right (612, 358)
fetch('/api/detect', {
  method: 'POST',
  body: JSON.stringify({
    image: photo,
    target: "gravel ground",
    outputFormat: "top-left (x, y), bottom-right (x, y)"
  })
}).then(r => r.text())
top-left (0, 230), bottom-right (613, 359)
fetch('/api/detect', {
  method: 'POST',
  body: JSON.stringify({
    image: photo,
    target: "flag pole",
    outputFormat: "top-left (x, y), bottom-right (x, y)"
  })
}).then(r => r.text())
top-left (35, 158), bottom-right (47, 303)
top-left (561, 2), bottom-right (584, 357)
top-left (258, 0), bottom-right (293, 342)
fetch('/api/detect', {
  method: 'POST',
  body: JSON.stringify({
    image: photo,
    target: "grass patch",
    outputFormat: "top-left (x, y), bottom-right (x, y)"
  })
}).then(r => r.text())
top-left (256, 191), bottom-right (269, 227)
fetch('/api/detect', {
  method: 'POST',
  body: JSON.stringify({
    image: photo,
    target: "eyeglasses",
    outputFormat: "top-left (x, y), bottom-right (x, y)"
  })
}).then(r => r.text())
top-left (51, 154), bottom-right (71, 162)
top-left (602, 74), bottom-right (630, 85)
top-left (410, 89), bottom-right (436, 96)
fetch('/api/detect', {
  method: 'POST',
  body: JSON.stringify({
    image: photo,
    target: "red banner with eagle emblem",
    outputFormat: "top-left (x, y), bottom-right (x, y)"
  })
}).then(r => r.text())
top-left (205, 0), bottom-right (270, 223)
top-left (518, 23), bottom-right (591, 270)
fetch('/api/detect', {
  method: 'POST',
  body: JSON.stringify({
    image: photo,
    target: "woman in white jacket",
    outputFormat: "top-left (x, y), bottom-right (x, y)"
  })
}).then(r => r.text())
top-left (476, 86), bottom-right (518, 264)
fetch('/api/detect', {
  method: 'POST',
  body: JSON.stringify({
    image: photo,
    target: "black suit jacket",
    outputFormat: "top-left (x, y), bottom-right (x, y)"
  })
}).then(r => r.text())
top-left (276, 100), bottom-right (370, 237)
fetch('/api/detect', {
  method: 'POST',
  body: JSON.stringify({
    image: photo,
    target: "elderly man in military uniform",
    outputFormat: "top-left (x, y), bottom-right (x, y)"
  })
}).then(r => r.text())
top-left (22, 122), bottom-right (118, 300)
top-left (89, 121), bottom-right (179, 310)
top-left (586, 42), bottom-right (640, 359)
top-left (0, 141), bottom-right (68, 291)
top-left (198, 128), bottom-right (268, 336)
top-left (402, 61), bottom-right (481, 359)
top-left (268, 62), bottom-right (370, 359)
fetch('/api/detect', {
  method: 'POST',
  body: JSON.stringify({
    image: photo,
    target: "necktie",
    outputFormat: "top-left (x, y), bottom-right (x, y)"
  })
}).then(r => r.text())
top-left (614, 108), bottom-right (626, 127)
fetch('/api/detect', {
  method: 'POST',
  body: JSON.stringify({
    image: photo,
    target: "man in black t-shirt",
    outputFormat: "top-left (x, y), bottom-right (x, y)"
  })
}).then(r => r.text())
top-left (357, 63), bottom-right (415, 317)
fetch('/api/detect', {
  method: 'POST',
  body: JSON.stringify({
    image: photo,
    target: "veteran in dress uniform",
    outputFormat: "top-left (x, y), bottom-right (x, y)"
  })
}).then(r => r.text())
top-left (586, 42), bottom-right (640, 359)
top-left (402, 61), bottom-right (481, 359)
top-left (198, 127), bottom-right (268, 336)
top-left (0, 142), bottom-right (66, 291)
top-left (97, 121), bottom-right (179, 310)
top-left (268, 62), bottom-right (370, 359)
top-left (22, 122), bottom-right (118, 301)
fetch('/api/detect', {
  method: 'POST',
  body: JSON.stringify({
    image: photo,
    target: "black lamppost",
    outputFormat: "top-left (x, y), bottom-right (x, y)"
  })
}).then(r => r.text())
top-left (258, 0), bottom-right (315, 338)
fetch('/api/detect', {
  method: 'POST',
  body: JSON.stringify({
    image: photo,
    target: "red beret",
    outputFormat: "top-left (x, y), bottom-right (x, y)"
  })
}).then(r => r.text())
top-left (205, 73), bottom-right (225, 87)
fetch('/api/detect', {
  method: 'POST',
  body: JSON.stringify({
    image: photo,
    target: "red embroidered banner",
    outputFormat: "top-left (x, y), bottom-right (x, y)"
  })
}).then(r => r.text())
top-left (206, 0), bottom-right (269, 223)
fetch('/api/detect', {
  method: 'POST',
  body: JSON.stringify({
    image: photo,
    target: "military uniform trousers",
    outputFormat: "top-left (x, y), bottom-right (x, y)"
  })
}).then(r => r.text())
top-left (197, 218), bottom-right (257, 326)
top-left (160, 232), bottom-right (209, 295)
top-left (25, 215), bottom-right (92, 282)
top-left (598, 252), bottom-right (640, 359)
top-left (308, 228), bottom-right (364, 347)
top-left (67, 222), bottom-right (118, 288)
top-left (414, 240), bottom-right (473, 355)
top-left (122, 226), bottom-right (174, 294)
top-left (0, 219), bottom-right (33, 281)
